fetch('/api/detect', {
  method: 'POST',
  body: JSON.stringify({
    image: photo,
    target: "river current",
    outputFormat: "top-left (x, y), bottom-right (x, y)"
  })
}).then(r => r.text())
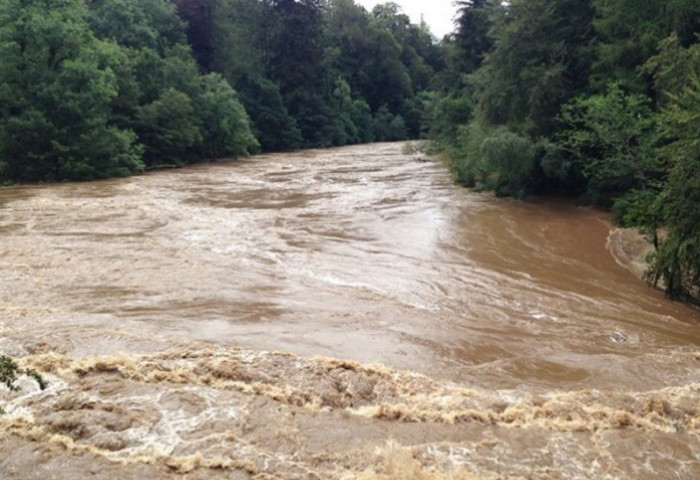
top-left (0, 143), bottom-right (698, 479)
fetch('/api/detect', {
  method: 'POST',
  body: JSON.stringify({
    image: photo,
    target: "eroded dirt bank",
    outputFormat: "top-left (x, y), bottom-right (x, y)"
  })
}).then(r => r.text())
top-left (1, 143), bottom-right (698, 479)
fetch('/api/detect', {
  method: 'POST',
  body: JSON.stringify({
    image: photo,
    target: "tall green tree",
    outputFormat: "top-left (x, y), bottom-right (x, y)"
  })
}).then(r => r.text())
top-left (443, 0), bottom-right (596, 197)
top-left (261, 0), bottom-right (330, 146)
top-left (473, 0), bottom-right (596, 137)
top-left (197, 73), bottom-right (259, 159)
top-left (88, 0), bottom-right (187, 53)
top-left (555, 84), bottom-right (662, 206)
top-left (233, 73), bottom-right (302, 151)
top-left (174, 0), bottom-right (217, 70)
top-left (592, 0), bottom-right (700, 91)
top-left (645, 38), bottom-right (700, 300)
top-left (452, 0), bottom-right (493, 76)
top-left (0, 0), bottom-right (143, 182)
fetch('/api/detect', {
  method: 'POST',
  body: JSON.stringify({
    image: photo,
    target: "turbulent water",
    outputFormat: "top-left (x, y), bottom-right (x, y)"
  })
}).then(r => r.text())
top-left (1, 143), bottom-right (698, 479)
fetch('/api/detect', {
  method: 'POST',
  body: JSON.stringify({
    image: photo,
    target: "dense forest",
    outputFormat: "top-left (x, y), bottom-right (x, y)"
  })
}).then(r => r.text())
top-left (0, 0), bottom-right (442, 182)
top-left (0, 0), bottom-right (698, 300)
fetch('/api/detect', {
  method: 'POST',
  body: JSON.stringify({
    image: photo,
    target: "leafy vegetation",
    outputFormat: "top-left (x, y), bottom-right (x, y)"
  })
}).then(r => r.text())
top-left (1, 355), bottom-right (47, 413)
top-left (1, 0), bottom-right (443, 180)
top-left (433, 0), bottom-right (699, 301)
top-left (175, 0), bottom-right (442, 150)
top-left (0, 0), bottom-right (258, 182)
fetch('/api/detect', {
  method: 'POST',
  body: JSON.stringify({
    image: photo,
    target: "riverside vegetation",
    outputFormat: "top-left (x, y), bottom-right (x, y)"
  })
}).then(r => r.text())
top-left (0, 355), bottom-right (46, 413)
top-left (437, 0), bottom-right (699, 302)
top-left (0, 0), bottom-right (698, 300)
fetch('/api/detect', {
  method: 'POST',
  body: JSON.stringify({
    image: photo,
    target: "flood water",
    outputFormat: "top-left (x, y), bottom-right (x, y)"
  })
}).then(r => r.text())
top-left (1, 143), bottom-right (698, 479)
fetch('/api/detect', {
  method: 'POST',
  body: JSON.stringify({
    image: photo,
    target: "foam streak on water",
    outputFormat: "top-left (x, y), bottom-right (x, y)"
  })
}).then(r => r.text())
top-left (0, 143), bottom-right (698, 479)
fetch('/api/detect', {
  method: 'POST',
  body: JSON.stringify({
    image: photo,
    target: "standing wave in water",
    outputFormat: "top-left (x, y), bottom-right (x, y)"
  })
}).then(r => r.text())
top-left (0, 143), bottom-right (698, 479)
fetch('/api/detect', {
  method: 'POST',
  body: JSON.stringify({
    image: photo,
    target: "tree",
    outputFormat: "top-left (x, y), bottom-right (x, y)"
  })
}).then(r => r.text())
top-left (373, 105), bottom-right (407, 141)
top-left (452, 0), bottom-right (493, 75)
top-left (555, 84), bottom-right (662, 206)
top-left (472, 0), bottom-right (596, 137)
top-left (0, 0), bottom-right (143, 182)
top-left (196, 73), bottom-right (259, 159)
top-left (262, 0), bottom-right (330, 146)
top-left (233, 73), bottom-right (302, 151)
top-left (88, 0), bottom-right (187, 53)
top-left (644, 38), bottom-right (700, 300)
top-left (592, 0), bottom-right (700, 91)
top-left (134, 88), bottom-right (201, 166)
top-left (174, 0), bottom-right (216, 70)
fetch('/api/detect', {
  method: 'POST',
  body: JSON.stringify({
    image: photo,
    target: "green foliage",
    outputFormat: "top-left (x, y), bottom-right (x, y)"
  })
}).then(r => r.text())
top-left (452, 0), bottom-right (493, 75)
top-left (473, 0), bottom-right (595, 137)
top-left (372, 106), bottom-right (407, 142)
top-left (325, 0), bottom-right (439, 143)
top-left (591, 0), bottom-right (700, 91)
top-left (88, 0), bottom-right (187, 53)
top-left (1, 355), bottom-right (23, 393)
top-left (234, 73), bottom-right (301, 151)
top-left (0, 0), bottom-right (144, 182)
top-left (324, 77), bottom-right (360, 146)
top-left (1, 354), bottom-right (47, 400)
top-left (447, 122), bottom-right (484, 187)
top-left (556, 84), bottom-right (662, 205)
top-left (349, 99), bottom-right (374, 144)
top-left (612, 189), bottom-right (663, 245)
top-left (450, 123), bottom-right (536, 198)
top-left (644, 40), bottom-right (700, 300)
top-left (479, 129), bottom-right (536, 198)
top-left (135, 88), bottom-right (201, 166)
top-left (425, 94), bottom-right (474, 149)
top-left (0, 0), bottom-right (261, 181)
top-left (197, 73), bottom-right (259, 159)
top-left (261, 0), bottom-right (330, 147)
top-left (174, 0), bottom-right (217, 70)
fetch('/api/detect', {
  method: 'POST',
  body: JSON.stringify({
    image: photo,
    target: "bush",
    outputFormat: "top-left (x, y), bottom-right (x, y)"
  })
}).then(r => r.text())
top-left (448, 122), bottom-right (536, 198)
top-left (1, 355), bottom-right (47, 413)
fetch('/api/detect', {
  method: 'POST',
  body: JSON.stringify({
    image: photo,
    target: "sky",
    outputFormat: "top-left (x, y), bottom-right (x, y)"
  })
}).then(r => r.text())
top-left (354, 0), bottom-right (459, 39)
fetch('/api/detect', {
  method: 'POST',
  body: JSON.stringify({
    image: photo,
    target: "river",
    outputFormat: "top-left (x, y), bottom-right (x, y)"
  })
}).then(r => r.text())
top-left (0, 143), bottom-right (698, 479)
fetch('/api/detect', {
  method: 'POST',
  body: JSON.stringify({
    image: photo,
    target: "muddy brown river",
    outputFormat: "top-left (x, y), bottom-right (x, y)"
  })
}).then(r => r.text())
top-left (1, 143), bottom-right (698, 479)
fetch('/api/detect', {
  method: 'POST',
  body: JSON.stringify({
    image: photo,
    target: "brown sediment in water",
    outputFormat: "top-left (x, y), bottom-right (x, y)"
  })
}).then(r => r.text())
top-left (607, 227), bottom-right (656, 280)
top-left (1, 143), bottom-right (699, 479)
top-left (1, 346), bottom-right (699, 479)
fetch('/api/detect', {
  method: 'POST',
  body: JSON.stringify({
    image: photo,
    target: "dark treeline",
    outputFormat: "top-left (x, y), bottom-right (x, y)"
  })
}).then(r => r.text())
top-left (0, 0), bottom-right (259, 181)
top-left (433, 0), bottom-right (699, 301)
top-left (176, 0), bottom-right (443, 150)
top-left (0, 0), bottom-right (443, 184)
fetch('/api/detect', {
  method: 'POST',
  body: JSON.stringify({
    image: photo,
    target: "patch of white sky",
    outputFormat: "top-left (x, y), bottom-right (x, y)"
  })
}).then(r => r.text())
top-left (354, 0), bottom-right (459, 39)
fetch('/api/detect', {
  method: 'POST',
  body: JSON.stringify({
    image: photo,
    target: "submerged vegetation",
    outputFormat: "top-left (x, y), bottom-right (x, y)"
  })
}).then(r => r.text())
top-left (0, 355), bottom-right (47, 413)
top-left (0, 0), bottom-right (697, 300)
